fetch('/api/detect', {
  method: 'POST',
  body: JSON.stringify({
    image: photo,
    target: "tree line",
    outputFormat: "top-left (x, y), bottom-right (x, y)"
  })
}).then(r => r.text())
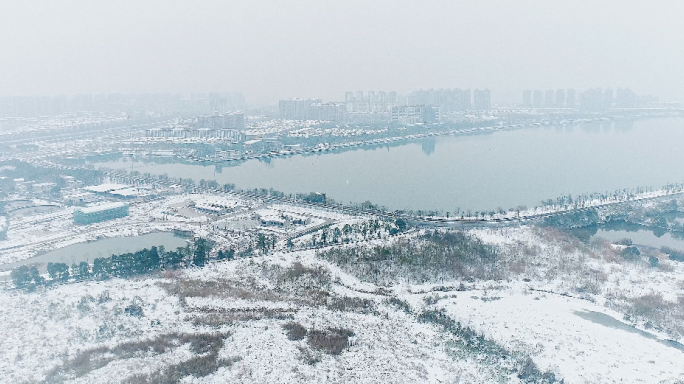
top-left (9, 238), bottom-right (232, 290)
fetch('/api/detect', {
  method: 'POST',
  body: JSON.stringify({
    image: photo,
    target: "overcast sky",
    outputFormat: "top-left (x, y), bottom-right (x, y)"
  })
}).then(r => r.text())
top-left (1, 1), bottom-right (682, 104)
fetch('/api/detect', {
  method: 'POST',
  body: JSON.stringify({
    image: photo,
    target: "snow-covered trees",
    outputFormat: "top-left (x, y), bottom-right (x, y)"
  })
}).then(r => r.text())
top-left (10, 265), bottom-right (44, 290)
top-left (9, 239), bottom-right (215, 289)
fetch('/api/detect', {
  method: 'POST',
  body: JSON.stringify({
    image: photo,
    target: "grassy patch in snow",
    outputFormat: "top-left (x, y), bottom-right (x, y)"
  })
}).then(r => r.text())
top-left (44, 332), bottom-right (232, 383)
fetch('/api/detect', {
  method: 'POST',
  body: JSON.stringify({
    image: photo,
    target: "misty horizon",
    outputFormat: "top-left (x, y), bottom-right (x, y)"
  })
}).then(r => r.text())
top-left (1, 1), bottom-right (683, 104)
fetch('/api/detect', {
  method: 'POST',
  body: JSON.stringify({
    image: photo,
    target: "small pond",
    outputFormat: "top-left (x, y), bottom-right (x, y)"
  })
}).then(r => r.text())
top-left (0, 232), bottom-right (188, 276)
top-left (585, 222), bottom-right (684, 251)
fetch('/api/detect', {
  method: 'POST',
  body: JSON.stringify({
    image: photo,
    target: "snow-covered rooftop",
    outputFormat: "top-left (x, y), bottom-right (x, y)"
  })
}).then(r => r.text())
top-left (83, 184), bottom-right (131, 193)
top-left (76, 202), bottom-right (128, 214)
top-left (193, 196), bottom-right (240, 209)
top-left (108, 187), bottom-right (150, 197)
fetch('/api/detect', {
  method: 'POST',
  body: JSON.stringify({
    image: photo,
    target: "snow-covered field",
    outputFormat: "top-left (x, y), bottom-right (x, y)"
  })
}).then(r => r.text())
top-left (0, 251), bottom-right (514, 383)
top-left (2, 191), bottom-right (684, 383)
top-left (2, 222), bottom-right (684, 383)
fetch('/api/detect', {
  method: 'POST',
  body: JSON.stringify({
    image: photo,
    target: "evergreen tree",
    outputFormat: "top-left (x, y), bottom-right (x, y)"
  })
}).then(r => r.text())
top-left (163, 249), bottom-right (184, 269)
top-left (93, 257), bottom-right (111, 279)
top-left (70, 263), bottom-right (80, 280)
top-left (192, 238), bottom-right (210, 267)
top-left (257, 233), bottom-right (268, 254)
top-left (10, 265), bottom-right (30, 289)
top-left (28, 266), bottom-right (45, 289)
top-left (47, 263), bottom-right (69, 281)
top-left (47, 262), bottom-right (58, 280)
top-left (148, 246), bottom-right (160, 271)
top-left (76, 261), bottom-right (90, 280)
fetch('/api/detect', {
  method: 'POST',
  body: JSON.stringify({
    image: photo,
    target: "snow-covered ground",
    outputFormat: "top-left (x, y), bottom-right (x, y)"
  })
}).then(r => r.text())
top-left (1, 225), bottom-right (683, 383)
top-left (2, 194), bottom-right (684, 383)
top-left (0, 193), bottom-right (363, 268)
top-left (0, 251), bottom-right (517, 383)
top-left (435, 288), bottom-right (683, 383)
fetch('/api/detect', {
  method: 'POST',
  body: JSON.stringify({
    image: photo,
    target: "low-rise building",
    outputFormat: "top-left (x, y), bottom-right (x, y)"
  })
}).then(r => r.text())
top-left (73, 202), bottom-right (129, 225)
top-left (391, 105), bottom-right (440, 124)
top-left (32, 182), bottom-right (56, 196)
top-left (84, 183), bottom-right (131, 194)
top-left (192, 197), bottom-right (240, 214)
top-left (282, 213), bottom-right (310, 225)
top-left (108, 187), bottom-right (152, 200)
top-left (260, 214), bottom-right (287, 227)
top-left (62, 191), bottom-right (97, 206)
top-left (256, 209), bottom-right (311, 227)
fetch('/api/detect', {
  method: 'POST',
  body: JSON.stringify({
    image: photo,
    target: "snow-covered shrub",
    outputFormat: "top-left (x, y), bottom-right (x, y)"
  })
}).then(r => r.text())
top-left (282, 321), bottom-right (307, 341)
top-left (319, 230), bottom-right (500, 285)
top-left (307, 327), bottom-right (354, 355)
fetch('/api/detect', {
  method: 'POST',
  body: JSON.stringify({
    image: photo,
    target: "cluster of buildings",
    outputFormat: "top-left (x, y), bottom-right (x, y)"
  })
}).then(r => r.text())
top-left (146, 127), bottom-right (245, 141)
top-left (145, 112), bottom-right (246, 140)
top-left (579, 88), bottom-right (638, 109)
top-left (523, 89), bottom-right (576, 108)
top-left (344, 91), bottom-right (401, 113)
top-left (256, 208), bottom-right (311, 227)
top-left (191, 196), bottom-right (241, 215)
top-left (410, 88), bottom-right (491, 111)
top-left (344, 89), bottom-right (492, 113)
top-left (280, 88), bottom-right (492, 124)
top-left (278, 99), bottom-right (346, 121)
top-left (522, 88), bottom-right (638, 109)
top-left (190, 112), bottom-right (245, 130)
top-left (83, 183), bottom-right (152, 200)
top-left (11, 178), bottom-right (57, 197)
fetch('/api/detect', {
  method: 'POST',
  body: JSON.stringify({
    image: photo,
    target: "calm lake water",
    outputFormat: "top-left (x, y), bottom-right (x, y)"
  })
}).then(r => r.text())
top-left (593, 228), bottom-right (684, 251)
top-left (95, 118), bottom-right (684, 212)
top-left (0, 232), bottom-right (187, 274)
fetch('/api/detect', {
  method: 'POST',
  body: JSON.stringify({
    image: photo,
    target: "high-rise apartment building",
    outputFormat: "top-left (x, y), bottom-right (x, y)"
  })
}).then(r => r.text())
top-left (532, 90), bottom-right (543, 108)
top-left (410, 88), bottom-right (473, 112)
top-left (473, 89), bottom-right (491, 110)
top-left (566, 89), bottom-right (576, 108)
top-left (345, 91), bottom-right (354, 112)
top-left (580, 88), bottom-right (604, 110)
top-left (309, 102), bottom-right (346, 121)
top-left (555, 89), bottom-right (565, 107)
top-left (345, 90), bottom-right (402, 113)
top-left (278, 98), bottom-right (322, 120)
top-left (523, 90), bottom-right (532, 107)
top-left (545, 90), bottom-right (554, 107)
top-left (462, 89), bottom-right (472, 110)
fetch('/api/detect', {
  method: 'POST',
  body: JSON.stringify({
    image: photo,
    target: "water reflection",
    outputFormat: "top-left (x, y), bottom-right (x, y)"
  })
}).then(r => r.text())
top-left (421, 137), bottom-right (436, 156)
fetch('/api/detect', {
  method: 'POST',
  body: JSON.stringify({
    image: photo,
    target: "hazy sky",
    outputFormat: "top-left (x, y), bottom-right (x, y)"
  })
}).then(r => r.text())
top-left (1, 1), bottom-right (683, 104)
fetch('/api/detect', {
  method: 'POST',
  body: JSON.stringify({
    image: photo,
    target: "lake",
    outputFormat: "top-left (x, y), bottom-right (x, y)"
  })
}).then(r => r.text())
top-left (94, 117), bottom-right (684, 212)
top-left (0, 232), bottom-right (187, 275)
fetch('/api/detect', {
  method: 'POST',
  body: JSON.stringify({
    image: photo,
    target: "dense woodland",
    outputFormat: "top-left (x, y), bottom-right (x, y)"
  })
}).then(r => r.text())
top-left (318, 230), bottom-right (500, 285)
